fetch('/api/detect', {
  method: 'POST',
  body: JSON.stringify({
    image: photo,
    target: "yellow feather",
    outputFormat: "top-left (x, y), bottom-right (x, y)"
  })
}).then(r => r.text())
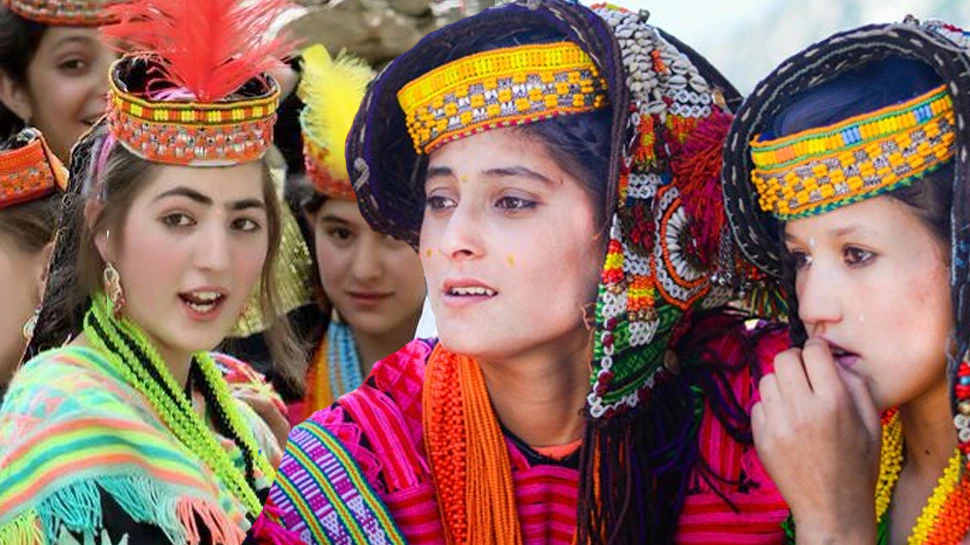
top-left (298, 44), bottom-right (373, 181)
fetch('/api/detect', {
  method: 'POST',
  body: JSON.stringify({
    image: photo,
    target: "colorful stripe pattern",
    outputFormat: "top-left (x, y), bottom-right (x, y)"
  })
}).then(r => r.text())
top-left (1, 0), bottom-right (121, 26)
top-left (0, 347), bottom-right (257, 544)
top-left (750, 84), bottom-right (955, 219)
top-left (266, 418), bottom-right (405, 545)
top-left (0, 129), bottom-right (67, 210)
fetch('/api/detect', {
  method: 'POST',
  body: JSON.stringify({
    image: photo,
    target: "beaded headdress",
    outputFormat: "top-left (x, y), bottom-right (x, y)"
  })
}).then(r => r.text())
top-left (298, 45), bottom-right (373, 199)
top-left (344, 1), bottom-right (761, 542)
top-left (1, 0), bottom-right (124, 26)
top-left (0, 128), bottom-right (67, 210)
top-left (722, 18), bottom-right (970, 499)
top-left (99, 0), bottom-right (295, 167)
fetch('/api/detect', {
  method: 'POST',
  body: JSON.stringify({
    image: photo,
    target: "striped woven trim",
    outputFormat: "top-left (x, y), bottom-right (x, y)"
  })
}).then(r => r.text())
top-left (268, 419), bottom-right (406, 545)
top-left (398, 41), bottom-right (608, 154)
top-left (750, 84), bottom-right (955, 219)
top-left (0, 131), bottom-right (67, 210)
top-left (1, 0), bottom-right (120, 26)
top-left (303, 136), bottom-right (355, 200)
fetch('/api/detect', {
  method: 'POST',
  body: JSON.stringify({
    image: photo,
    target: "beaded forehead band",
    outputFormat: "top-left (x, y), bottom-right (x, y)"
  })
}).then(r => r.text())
top-left (398, 41), bottom-right (609, 154)
top-left (750, 84), bottom-right (955, 219)
top-left (105, 65), bottom-right (281, 167)
top-left (2, 0), bottom-right (123, 26)
top-left (0, 129), bottom-right (67, 210)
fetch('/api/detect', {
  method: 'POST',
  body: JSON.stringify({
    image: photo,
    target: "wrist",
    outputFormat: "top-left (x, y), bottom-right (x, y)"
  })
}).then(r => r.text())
top-left (792, 510), bottom-right (876, 545)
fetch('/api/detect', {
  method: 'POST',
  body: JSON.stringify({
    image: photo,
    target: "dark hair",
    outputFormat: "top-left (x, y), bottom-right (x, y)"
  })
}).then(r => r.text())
top-left (0, 130), bottom-right (59, 254)
top-left (0, 6), bottom-right (45, 139)
top-left (770, 57), bottom-right (954, 343)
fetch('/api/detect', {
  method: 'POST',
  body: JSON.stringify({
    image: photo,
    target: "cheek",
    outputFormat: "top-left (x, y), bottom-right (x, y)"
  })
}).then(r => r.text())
top-left (314, 238), bottom-right (352, 291)
top-left (118, 226), bottom-right (186, 293)
top-left (232, 236), bottom-right (268, 285)
top-left (390, 249), bottom-right (426, 298)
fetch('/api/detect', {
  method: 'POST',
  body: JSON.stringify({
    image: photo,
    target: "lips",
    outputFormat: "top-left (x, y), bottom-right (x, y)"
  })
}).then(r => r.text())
top-left (441, 279), bottom-right (498, 305)
top-left (178, 289), bottom-right (227, 320)
top-left (822, 339), bottom-right (861, 368)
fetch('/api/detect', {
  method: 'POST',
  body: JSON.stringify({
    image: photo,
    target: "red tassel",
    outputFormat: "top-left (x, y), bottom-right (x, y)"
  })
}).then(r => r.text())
top-left (668, 109), bottom-right (733, 267)
top-left (101, 0), bottom-right (297, 102)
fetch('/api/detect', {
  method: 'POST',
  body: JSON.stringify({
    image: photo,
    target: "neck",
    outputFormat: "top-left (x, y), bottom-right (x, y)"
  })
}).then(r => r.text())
top-left (352, 310), bottom-right (421, 377)
top-left (478, 328), bottom-right (590, 448)
top-left (899, 378), bottom-right (957, 479)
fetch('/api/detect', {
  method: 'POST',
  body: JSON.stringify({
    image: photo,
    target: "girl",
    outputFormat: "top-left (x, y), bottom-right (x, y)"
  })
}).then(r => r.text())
top-left (722, 19), bottom-right (970, 545)
top-left (0, 0), bottom-right (302, 542)
top-left (256, 2), bottom-right (790, 544)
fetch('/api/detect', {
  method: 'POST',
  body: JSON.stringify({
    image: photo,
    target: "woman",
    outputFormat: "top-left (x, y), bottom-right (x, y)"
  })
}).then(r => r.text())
top-left (722, 19), bottom-right (970, 544)
top-left (0, 0), bottom-right (121, 160)
top-left (255, 2), bottom-right (790, 544)
top-left (0, 127), bottom-right (65, 399)
top-left (285, 45), bottom-right (427, 423)
top-left (0, 0), bottom-right (302, 541)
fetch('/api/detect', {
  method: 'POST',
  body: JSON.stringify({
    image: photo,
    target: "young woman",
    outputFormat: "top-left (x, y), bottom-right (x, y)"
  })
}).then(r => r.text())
top-left (0, 127), bottom-right (65, 399)
top-left (253, 2), bottom-right (790, 544)
top-left (722, 19), bottom-right (970, 545)
top-left (0, 0), bottom-right (121, 160)
top-left (285, 45), bottom-right (427, 423)
top-left (0, 0), bottom-right (303, 542)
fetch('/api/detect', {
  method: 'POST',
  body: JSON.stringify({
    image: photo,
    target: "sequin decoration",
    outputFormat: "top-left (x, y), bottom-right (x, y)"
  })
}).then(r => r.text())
top-left (2, 0), bottom-right (122, 26)
top-left (0, 128), bottom-right (67, 210)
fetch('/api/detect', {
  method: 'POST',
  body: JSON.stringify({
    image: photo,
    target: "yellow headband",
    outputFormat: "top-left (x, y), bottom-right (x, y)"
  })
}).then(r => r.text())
top-left (398, 41), bottom-right (609, 154)
top-left (750, 84), bottom-right (955, 219)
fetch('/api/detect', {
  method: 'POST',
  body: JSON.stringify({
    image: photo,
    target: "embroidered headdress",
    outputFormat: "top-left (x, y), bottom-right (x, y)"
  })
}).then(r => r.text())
top-left (0, 127), bottom-right (67, 210)
top-left (298, 44), bottom-right (373, 199)
top-left (722, 17), bottom-right (970, 526)
top-left (1, 0), bottom-right (124, 26)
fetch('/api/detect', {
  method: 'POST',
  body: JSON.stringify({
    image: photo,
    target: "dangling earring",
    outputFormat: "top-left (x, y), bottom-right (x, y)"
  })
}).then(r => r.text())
top-left (330, 306), bottom-right (343, 324)
top-left (22, 307), bottom-right (40, 340)
top-left (103, 262), bottom-right (126, 317)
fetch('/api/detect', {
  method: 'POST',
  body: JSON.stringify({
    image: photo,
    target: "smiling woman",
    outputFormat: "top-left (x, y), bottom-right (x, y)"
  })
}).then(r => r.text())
top-left (0, 0), bottom-right (303, 543)
top-left (0, 0), bottom-right (122, 161)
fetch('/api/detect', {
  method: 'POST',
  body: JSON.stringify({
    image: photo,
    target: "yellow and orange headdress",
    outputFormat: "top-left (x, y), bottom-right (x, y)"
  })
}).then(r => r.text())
top-left (298, 45), bottom-right (373, 200)
top-left (0, 128), bottom-right (67, 210)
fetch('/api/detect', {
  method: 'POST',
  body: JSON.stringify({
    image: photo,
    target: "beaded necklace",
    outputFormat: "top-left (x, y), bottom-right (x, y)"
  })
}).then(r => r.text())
top-left (873, 411), bottom-right (970, 545)
top-left (83, 293), bottom-right (272, 518)
top-left (304, 319), bottom-right (364, 416)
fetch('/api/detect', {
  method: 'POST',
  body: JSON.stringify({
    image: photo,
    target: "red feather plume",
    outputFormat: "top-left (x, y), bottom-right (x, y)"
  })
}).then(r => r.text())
top-left (101, 0), bottom-right (297, 102)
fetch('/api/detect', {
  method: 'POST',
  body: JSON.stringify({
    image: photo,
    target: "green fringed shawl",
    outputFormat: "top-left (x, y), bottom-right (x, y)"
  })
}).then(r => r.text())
top-left (0, 346), bottom-right (271, 544)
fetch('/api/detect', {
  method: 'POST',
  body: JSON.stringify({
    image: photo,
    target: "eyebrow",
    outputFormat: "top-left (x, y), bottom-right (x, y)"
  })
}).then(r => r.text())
top-left (424, 165), bottom-right (556, 185)
top-left (153, 186), bottom-right (265, 211)
top-left (783, 223), bottom-right (875, 243)
top-left (52, 36), bottom-right (96, 49)
top-left (319, 214), bottom-right (352, 225)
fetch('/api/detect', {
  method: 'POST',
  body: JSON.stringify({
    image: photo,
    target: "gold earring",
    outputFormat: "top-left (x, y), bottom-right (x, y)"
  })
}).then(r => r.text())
top-left (22, 307), bottom-right (40, 340)
top-left (103, 262), bottom-right (126, 317)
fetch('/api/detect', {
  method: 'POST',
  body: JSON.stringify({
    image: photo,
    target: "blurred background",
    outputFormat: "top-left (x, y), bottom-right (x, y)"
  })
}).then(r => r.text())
top-left (283, 0), bottom-right (968, 93)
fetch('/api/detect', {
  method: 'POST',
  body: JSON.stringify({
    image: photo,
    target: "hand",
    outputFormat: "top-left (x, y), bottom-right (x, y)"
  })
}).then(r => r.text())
top-left (238, 392), bottom-right (291, 452)
top-left (751, 338), bottom-right (882, 544)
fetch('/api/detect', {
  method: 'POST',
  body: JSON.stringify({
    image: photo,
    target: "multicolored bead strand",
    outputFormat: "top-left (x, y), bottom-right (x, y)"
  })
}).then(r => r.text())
top-left (83, 292), bottom-right (271, 517)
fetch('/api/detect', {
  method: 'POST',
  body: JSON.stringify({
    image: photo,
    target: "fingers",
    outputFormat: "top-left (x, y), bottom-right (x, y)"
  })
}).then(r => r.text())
top-left (773, 347), bottom-right (812, 400)
top-left (835, 365), bottom-right (882, 441)
top-left (802, 338), bottom-right (844, 397)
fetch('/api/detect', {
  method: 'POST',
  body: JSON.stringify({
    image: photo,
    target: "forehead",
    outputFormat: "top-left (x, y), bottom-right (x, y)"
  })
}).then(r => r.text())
top-left (141, 162), bottom-right (265, 200)
top-left (38, 27), bottom-right (101, 50)
top-left (427, 127), bottom-right (555, 172)
top-left (784, 195), bottom-right (922, 240)
top-left (319, 198), bottom-right (366, 222)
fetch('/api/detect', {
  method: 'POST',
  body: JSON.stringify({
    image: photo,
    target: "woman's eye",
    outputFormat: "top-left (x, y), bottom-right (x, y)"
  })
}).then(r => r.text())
top-left (495, 196), bottom-right (537, 210)
top-left (844, 247), bottom-right (875, 266)
top-left (327, 227), bottom-right (353, 241)
top-left (58, 58), bottom-right (88, 73)
top-left (162, 213), bottom-right (195, 228)
top-left (426, 195), bottom-right (455, 211)
top-left (788, 249), bottom-right (812, 270)
top-left (232, 218), bottom-right (261, 232)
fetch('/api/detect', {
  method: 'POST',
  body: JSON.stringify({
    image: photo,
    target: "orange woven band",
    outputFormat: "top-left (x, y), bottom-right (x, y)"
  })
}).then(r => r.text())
top-left (2, 0), bottom-right (122, 26)
top-left (106, 63), bottom-right (281, 167)
top-left (398, 41), bottom-right (609, 155)
top-left (0, 130), bottom-right (68, 210)
top-left (303, 137), bottom-right (355, 200)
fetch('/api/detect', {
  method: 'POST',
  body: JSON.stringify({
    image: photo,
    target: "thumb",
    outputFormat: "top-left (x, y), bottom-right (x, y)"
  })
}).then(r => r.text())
top-left (836, 365), bottom-right (881, 442)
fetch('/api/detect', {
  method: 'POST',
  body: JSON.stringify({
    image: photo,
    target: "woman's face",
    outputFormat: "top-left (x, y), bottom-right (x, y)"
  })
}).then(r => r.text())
top-left (420, 127), bottom-right (604, 361)
top-left (0, 231), bottom-right (47, 391)
top-left (784, 195), bottom-right (952, 410)
top-left (98, 161), bottom-right (269, 358)
top-left (310, 198), bottom-right (426, 338)
top-left (0, 27), bottom-right (117, 161)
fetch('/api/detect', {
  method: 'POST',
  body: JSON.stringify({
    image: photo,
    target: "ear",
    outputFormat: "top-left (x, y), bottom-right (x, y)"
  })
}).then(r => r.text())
top-left (0, 69), bottom-right (33, 123)
top-left (84, 199), bottom-right (112, 263)
top-left (35, 240), bottom-right (55, 301)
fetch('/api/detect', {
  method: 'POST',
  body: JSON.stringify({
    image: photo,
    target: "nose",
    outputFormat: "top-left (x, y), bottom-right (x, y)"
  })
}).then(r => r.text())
top-left (194, 221), bottom-right (232, 273)
top-left (436, 200), bottom-right (485, 262)
top-left (350, 234), bottom-right (383, 284)
top-left (796, 264), bottom-right (843, 335)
